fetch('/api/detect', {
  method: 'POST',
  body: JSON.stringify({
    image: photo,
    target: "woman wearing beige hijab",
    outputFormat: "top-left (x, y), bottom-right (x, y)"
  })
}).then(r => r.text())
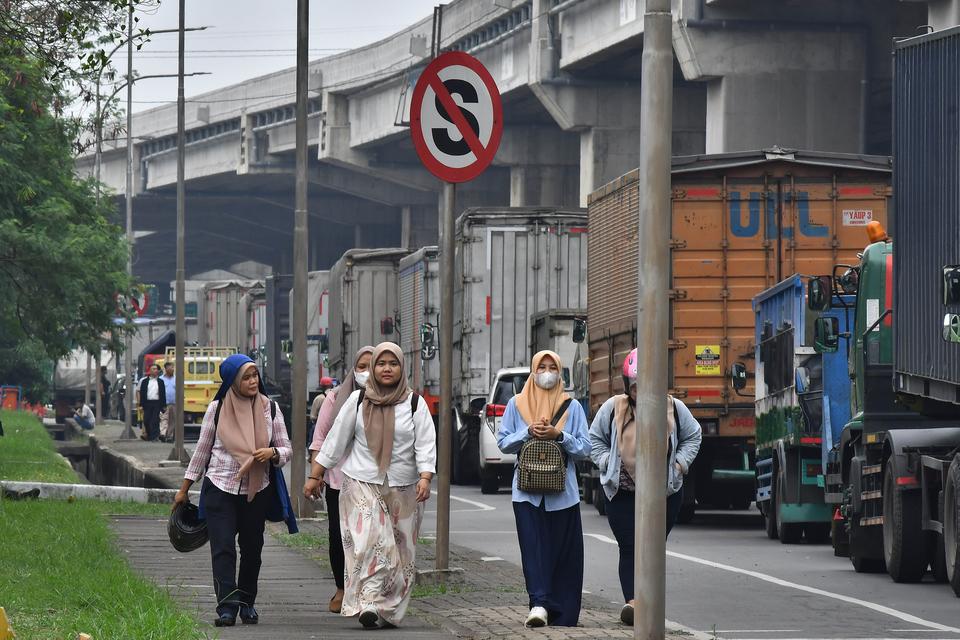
top-left (174, 354), bottom-right (292, 627)
top-left (496, 350), bottom-right (591, 628)
top-left (305, 342), bottom-right (436, 629)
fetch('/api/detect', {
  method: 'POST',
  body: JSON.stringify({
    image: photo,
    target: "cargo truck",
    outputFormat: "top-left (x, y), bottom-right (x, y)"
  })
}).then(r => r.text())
top-left (803, 27), bottom-right (960, 590)
top-left (399, 208), bottom-right (588, 485)
top-left (197, 280), bottom-right (265, 352)
top-left (586, 150), bottom-right (892, 518)
top-left (327, 248), bottom-right (409, 382)
top-left (742, 276), bottom-right (853, 544)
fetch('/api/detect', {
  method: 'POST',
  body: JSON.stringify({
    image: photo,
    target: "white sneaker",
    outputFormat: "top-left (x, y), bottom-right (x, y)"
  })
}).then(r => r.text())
top-left (525, 606), bottom-right (548, 628)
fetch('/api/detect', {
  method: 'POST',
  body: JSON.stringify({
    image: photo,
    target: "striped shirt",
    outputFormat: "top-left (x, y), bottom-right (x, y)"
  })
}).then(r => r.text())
top-left (185, 399), bottom-right (292, 496)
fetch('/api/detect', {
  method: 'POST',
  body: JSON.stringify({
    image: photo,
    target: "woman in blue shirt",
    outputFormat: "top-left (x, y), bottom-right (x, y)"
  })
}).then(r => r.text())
top-left (497, 350), bottom-right (591, 628)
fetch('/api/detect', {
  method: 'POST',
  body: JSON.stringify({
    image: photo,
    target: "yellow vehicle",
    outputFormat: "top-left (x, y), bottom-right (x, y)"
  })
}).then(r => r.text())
top-left (139, 347), bottom-right (237, 425)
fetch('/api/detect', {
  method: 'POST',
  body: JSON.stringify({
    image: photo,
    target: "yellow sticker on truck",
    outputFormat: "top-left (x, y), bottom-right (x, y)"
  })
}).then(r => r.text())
top-left (695, 345), bottom-right (721, 375)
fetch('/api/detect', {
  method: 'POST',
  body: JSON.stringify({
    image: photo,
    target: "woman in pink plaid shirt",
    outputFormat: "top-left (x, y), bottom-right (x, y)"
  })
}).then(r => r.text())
top-left (173, 354), bottom-right (292, 628)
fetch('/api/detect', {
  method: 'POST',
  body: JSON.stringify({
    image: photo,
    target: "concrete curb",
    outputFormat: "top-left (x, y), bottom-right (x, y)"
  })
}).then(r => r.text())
top-left (666, 617), bottom-right (713, 640)
top-left (0, 481), bottom-right (199, 504)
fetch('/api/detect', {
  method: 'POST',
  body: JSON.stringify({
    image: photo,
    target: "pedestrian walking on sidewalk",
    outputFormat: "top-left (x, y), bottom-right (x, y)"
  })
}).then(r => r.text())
top-left (588, 347), bottom-right (702, 626)
top-left (173, 355), bottom-right (293, 628)
top-left (496, 350), bottom-right (591, 629)
top-left (159, 361), bottom-right (177, 442)
top-left (138, 364), bottom-right (166, 441)
top-left (99, 365), bottom-right (111, 420)
top-left (304, 342), bottom-right (436, 630)
top-left (305, 345), bottom-right (374, 614)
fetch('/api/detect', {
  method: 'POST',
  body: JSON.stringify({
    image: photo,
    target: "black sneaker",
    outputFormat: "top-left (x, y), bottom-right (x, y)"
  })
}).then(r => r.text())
top-left (239, 605), bottom-right (259, 625)
top-left (359, 608), bottom-right (379, 628)
top-left (214, 611), bottom-right (237, 627)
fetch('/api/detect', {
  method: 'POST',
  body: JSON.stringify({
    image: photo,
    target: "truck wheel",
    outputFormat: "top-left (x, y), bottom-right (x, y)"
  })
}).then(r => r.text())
top-left (480, 468), bottom-right (499, 495)
top-left (928, 532), bottom-right (948, 583)
top-left (805, 523), bottom-right (831, 544)
top-left (764, 498), bottom-right (778, 539)
top-left (882, 465), bottom-right (926, 583)
top-left (451, 423), bottom-right (480, 485)
top-left (777, 470), bottom-right (802, 544)
top-left (584, 478), bottom-right (595, 504)
top-left (832, 518), bottom-right (850, 557)
top-left (944, 457), bottom-right (960, 596)
top-left (596, 489), bottom-right (607, 517)
top-left (677, 504), bottom-right (696, 524)
top-left (849, 516), bottom-right (886, 573)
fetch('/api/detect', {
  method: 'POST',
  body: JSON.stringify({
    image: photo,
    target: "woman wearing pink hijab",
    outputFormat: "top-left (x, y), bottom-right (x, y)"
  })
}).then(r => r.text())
top-left (305, 342), bottom-right (436, 629)
top-left (307, 345), bottom-right (374, 613)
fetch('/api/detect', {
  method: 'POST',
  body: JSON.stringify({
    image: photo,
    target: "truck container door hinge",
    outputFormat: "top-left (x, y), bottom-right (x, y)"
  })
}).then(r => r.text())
top-left (668, 339), bottom-right (687, 350)
top-left (670, 239), bottom-right (687, 249)
top-left (669, 289), bottom-right (688, 300)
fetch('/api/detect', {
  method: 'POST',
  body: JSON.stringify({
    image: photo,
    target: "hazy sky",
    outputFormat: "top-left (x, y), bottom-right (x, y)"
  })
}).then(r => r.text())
top-left (107, 1), bottom-right (439, 116)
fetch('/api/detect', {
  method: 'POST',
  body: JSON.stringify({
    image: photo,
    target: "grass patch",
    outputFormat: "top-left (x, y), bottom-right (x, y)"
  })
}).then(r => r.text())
top-left (0, 497), bottom-right (204, 640)
top-left (271, 528), bottom-right (330, 570)
top-left (0, 409), bottom-right (78, 483)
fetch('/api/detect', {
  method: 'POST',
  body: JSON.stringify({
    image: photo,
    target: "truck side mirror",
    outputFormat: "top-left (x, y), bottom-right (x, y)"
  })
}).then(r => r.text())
top-left (419, 323), bottom-right (437, 361)
top-left (730, 362), bottom-right (748, 391)
top-left (943, 314), bottom-right (960, 343)
top-left (807, 276), bottom-right (832, 311)
top-left (814, 316), bottom-right (840, 353)
top-left (572, 318), bottom-right (587, 344)
top-left (380, 317), bottom-right (395, 336)
top-left (944, 266), bottom-right (960, 305)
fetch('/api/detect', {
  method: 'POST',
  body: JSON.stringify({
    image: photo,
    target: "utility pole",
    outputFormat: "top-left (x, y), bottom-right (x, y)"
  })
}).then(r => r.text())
top-left (291, 0), bottom-right (310, 515)
top-left (121, 1), bottom-right (136, 440)
top-left (169, 0), bottom-right (188, 463)
top-left (634, 0), bottom-right (673, 638)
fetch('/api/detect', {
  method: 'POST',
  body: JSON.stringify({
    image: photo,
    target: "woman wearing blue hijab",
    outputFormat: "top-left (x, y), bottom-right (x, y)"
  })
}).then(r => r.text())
top-left (173, 354), bottom-right (292, 627)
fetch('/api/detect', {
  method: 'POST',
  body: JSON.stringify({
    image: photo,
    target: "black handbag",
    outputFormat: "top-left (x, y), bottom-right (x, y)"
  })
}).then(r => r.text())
top-left (516, 399), bottom-right (573, 494)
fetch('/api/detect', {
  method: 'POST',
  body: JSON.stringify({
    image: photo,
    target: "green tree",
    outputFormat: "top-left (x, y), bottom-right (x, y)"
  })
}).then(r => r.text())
top-left (0, 44), bottom-right (133, 401)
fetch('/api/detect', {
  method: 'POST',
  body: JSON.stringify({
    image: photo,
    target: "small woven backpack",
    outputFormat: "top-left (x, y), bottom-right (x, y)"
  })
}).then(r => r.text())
top-left (516, 399), bottom-right (573, 494)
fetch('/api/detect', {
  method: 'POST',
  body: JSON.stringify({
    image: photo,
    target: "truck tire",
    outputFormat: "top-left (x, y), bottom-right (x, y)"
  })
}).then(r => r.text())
top-left (677, 504), bottom-right (696, 524)
top-left (928, 532), bottom-right (948, 583)
top-left (480, 467), bottom-right (499, 495)
top-left (805, 523), bottom-right (831, 545)
top-left (451, 420), bottom-right (480, 485)
top-left (849, 516), bottom-right (886, 573)
top-left (944, 457), bottom-right (960, 596)
top-left (882, 465), bottom-right (926, 583)
top-left (777, 469), bottom-right (803, 544)
top-left (595, 489), bottom-right (607, 516)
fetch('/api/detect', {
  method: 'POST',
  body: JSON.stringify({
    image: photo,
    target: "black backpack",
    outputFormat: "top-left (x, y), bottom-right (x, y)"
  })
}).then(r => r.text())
top-left (355, 389), bottom-right (420, 414)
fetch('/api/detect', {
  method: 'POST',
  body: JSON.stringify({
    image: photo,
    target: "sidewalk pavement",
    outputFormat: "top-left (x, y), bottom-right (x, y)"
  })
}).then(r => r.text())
top-left (111, 511), bottom-right (703, 640)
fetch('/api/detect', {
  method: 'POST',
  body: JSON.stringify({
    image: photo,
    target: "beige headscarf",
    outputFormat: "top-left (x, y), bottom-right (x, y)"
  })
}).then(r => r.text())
top-left (515, 350), bottom-right (572, 430)
top-left (218, 362), bottom-right (270, 501)
top-left (331, 345), bottom-right (375, 418)
top-left (613, 390), bottom-right (676, 478)
top-left (361, 342), bottom-right (411, 473)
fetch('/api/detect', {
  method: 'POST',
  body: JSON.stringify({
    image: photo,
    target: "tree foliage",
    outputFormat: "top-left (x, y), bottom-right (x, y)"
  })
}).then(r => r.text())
top-left (0, 44), bottom-right (134, 401)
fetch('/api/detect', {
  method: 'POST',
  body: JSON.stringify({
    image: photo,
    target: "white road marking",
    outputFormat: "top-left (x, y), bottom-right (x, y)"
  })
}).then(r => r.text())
top-left (667, 550), bottom-right (960, 634)
top-left (481, 556), bottom-right (504, 562)
top-left (888, 632), bottom-right (960, 634)
top-left (723, 638), bottom-right (958, 640)
top-left (429, 491), bottom-right (496, 511)
top-left (715, 631), bottom-right (803, 634)
top-left (584, 533), bottom-right (618, 545)
top-left (582, 535), bottom-right (960, 635)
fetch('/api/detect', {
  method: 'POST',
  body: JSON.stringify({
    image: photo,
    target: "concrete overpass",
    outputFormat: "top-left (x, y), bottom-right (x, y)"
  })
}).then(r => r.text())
top-left (79, 0), bottom-right (954, 284)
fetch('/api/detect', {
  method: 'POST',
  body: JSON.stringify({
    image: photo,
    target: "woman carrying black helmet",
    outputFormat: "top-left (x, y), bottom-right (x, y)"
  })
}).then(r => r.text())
top-left (172, 354), bottom-right (293, 628)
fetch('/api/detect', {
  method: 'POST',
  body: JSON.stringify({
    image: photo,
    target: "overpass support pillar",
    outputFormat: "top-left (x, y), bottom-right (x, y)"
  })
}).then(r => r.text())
top-left (673, 21), bottom-right (867, 153)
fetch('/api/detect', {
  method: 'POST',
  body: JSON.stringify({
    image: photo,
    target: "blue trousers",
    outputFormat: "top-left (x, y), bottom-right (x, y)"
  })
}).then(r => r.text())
top-left (512, 500), bottom-right (583, 626)
top-left (605, 486), bottom-right (684, 602)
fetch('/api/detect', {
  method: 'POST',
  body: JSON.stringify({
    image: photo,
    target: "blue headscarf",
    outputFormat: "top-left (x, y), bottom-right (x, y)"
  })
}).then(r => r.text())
top-left (214, 354), bottom-right (266, 401)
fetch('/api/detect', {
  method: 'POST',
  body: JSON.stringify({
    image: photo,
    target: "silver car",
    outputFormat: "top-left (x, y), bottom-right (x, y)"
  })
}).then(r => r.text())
top-left (478, 367), bottom-right (530, 494)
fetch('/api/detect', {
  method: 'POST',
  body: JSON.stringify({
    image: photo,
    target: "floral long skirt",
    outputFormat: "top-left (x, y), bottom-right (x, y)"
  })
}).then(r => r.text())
top-left (339, 475), bottom-right (424, 625)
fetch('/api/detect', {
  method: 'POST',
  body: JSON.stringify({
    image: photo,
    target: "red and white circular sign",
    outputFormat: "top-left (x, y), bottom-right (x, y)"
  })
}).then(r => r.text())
top-left (410, 51), bottom-right (503, 183)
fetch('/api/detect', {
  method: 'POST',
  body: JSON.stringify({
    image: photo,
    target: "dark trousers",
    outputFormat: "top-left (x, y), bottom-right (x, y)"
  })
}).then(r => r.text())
top-left (513, 500), bottom-right (583, 627)
top-left (605, 486), bottom-right (684, 602)
top-left (142, 401), bottom-right (162, 440)
top-left (325, 485), bottom-right (344, 589)
top-left (203, 478), bottom-right (269, 614)
top-left (100, 394), bottom-right (110, 418)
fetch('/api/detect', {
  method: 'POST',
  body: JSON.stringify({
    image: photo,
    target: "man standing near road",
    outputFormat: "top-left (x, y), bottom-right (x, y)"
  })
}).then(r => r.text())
top-left (138, 364), bottom-right (166, 441)
top-left (99, 365), bottom-right (111, 420)
top-left (159, 361), bottom-right (177, 442)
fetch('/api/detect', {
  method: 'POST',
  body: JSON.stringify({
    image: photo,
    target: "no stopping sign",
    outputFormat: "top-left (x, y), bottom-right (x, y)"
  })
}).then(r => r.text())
top-left (410, 51), bottom-right (503, 183)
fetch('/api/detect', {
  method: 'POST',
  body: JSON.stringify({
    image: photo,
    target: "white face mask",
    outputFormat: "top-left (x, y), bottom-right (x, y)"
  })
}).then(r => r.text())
top-left (354, 370), bottom-right (370, 386)
top-left (534, 371), bottom-right (559, 390)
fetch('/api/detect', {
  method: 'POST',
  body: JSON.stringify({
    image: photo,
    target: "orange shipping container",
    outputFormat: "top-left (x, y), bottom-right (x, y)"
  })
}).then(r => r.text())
top-left (587, 149), bottom-right (891, 509)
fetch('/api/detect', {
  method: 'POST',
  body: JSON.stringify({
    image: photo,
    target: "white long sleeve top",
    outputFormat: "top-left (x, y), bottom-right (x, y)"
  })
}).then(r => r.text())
top-left (315, 389), bottom-right (437, 487)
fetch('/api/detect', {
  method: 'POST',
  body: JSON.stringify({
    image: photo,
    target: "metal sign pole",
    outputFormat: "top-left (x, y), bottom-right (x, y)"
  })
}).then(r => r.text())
top-left (634, 0), bottom-right (673, 638)
top-left (169, 0), bottom-right (188, 463)
top-left (436, 181), bottom-right (455, 571)
top-left (291, 0), bottom-right (310, 516)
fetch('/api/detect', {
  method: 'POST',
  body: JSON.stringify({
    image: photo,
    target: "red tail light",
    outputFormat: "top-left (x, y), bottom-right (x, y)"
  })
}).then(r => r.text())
top-left (485, 404), bottom-right (505, 417)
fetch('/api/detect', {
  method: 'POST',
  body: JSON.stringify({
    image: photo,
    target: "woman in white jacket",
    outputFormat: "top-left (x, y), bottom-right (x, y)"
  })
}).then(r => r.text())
top-left (588, 348), bottom-right (702, 626)
top-left (304, 342), bottom-right (436, 629)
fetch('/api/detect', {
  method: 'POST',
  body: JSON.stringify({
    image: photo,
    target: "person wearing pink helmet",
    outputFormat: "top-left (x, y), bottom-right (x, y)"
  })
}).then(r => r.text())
top-left (588, 347), bottom-right (701, 626)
